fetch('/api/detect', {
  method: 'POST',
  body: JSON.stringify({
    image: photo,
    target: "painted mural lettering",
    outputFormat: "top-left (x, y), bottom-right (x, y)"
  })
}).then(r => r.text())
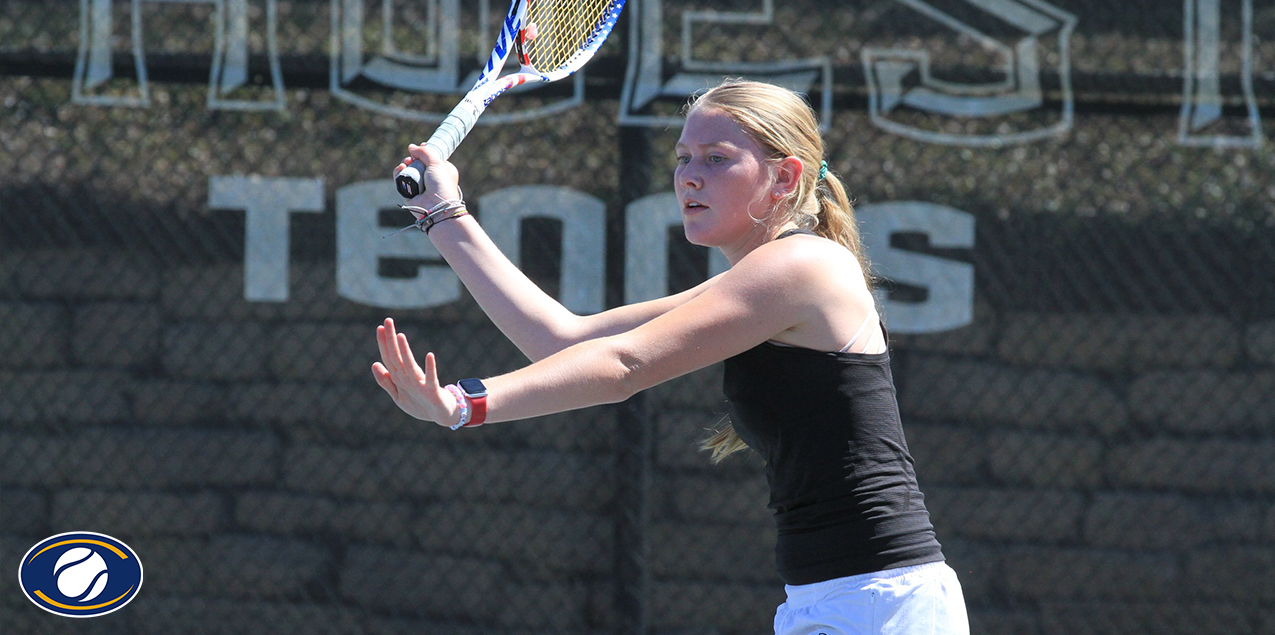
top-left (212, 177), bottom-right (977, 334)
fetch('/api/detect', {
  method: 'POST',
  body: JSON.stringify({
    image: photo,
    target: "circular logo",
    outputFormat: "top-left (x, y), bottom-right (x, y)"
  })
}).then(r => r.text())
top-left (18, 532), bottom-right (143, 618)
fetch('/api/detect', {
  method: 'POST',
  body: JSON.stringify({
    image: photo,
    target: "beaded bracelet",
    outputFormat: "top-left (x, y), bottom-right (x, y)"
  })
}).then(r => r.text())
top-left (444, 384), bottom-right (470, 430)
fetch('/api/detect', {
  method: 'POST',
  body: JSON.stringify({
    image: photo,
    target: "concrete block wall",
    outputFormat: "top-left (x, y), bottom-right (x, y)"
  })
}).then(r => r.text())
top-left (885, 312), bottom-right (1275, 635)
top-left (2, 247), bottom-right (1273, 635)
top-left (0, 250), bottom-right (618, 634)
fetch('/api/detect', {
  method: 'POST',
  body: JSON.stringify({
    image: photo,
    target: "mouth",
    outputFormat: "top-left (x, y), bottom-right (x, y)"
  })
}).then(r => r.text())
top-left (682, 199), bottom-right (708, 213)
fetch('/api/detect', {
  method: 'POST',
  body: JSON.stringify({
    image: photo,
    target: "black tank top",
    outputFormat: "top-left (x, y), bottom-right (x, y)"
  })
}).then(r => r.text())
top-left (721, 230), bottom-right (944, 585)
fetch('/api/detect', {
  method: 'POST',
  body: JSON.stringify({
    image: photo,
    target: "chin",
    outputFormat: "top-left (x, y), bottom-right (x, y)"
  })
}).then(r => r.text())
top-left (680, 223), bottom-right (716, 248)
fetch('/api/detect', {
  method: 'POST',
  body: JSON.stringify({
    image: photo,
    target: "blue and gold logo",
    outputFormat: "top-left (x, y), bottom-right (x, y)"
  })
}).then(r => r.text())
top-left (18, 532), bottom-right (143, 617)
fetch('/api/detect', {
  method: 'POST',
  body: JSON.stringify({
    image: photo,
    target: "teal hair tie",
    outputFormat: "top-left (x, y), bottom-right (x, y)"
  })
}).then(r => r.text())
top-left (817, 160), bottom-right (828, 180)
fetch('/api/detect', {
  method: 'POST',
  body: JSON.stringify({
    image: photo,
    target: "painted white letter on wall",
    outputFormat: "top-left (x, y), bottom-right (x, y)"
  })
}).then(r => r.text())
top-left (209, 176), bottom-right (324, 302)
top-left (862, 0), bottom-right (1076, 146)
top-left (336, 180), bottom-right (460, 308)
top-left (479, 185), bottom-right (607, 314)
top-left (1179, 0), bottom-right (1261, 147)
top-left (858, 201), bottom-right (975, 333)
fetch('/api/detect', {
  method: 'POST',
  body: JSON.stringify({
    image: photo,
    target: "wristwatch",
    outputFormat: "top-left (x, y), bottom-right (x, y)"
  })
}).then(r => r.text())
top-left (457, 378), bottom-right (488, 427)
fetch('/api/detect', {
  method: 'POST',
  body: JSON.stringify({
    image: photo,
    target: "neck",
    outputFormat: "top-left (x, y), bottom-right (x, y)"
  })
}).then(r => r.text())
top-left (719, 220), bottom-right (802, 266)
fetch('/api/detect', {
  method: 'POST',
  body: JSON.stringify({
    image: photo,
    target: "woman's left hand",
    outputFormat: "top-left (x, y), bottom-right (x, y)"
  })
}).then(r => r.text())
top-left (371, 318), bottom-right (461, 426)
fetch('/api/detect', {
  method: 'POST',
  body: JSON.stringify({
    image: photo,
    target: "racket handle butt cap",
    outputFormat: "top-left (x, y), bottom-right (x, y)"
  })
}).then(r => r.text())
top-left (396, 162), bottom-right (424, 199)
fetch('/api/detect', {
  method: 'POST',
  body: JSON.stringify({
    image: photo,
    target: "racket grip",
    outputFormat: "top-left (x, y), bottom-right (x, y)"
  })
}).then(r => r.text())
top-left (395, 100), bottom-right (482, 199)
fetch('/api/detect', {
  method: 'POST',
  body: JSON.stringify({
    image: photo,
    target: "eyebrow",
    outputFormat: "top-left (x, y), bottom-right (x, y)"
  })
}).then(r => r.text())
top-left (674, 140), bottom-right (737, 151)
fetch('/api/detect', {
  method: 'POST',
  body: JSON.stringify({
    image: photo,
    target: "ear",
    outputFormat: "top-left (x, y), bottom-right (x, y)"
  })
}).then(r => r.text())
top-left (771, 156), bottom-right (804, 199)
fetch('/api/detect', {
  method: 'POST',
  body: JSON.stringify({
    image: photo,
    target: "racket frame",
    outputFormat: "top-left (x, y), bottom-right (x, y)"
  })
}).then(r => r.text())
top-left (396, 0), bottom-right (625, 199)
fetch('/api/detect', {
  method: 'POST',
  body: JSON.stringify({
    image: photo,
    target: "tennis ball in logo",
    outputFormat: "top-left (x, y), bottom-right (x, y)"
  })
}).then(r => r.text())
top-left (54, 547), bottom-right (109, 602)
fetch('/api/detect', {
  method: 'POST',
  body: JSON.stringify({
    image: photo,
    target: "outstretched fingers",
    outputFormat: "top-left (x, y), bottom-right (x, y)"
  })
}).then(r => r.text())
top-left (423, 350), bottom-right (438, 388)
top-left (385, 320), bottom-right (434, 387)
top-left (373, 317), bottom-right (453, 423)
top-left (376, 323), bottom-right (390, 367)
top-left (380, 318), bottom-right (406, 374)
top-left (374, 320), bottom-right (404, 399)
top-left (397, 331), bottom-right (427, 382)
top-left (371, 361), bottom-right (398, 399)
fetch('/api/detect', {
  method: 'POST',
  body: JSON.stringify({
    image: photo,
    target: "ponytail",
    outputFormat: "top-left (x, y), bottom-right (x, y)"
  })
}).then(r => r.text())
top-left (699, 424), bottom-right (750, 464)
top-left (813, 169), bottom-right (873, 290)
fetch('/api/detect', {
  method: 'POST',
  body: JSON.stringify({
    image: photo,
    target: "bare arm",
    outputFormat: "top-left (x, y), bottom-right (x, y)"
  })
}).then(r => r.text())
top-left (372, 236), bottom-right (857, 426)
top-left (396, 145), bottom-right (718, 361)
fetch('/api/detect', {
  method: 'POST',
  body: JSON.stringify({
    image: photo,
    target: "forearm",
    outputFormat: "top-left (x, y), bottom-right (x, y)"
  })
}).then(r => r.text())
top-left (479, 336), bottom-right (641, 423)
top-left (427, 212), bottom-right (721, 360)
top-left (427, 214), bottom-right (584, 360)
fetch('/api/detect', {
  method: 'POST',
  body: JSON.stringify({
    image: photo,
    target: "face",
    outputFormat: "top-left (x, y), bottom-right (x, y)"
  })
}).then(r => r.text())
top-left (674, 107), bottom-right (778, 256)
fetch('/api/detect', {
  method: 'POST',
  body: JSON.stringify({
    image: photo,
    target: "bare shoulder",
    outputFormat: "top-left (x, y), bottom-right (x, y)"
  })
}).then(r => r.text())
top-left (732, 232), bottom-right (867, 294)
top-left (727, 233), bottom-right (877, 351)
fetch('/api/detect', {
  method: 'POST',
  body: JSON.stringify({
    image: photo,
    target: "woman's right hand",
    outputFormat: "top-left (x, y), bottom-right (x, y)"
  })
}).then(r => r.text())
top-left (393, 144), bottom-right (463, 209)
top-left (371, 318), bottom-right (464, 427)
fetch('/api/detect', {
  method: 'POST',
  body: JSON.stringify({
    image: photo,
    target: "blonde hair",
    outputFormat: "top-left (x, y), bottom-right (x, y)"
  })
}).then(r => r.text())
top-left (688, 79), bottom-right (873, 464)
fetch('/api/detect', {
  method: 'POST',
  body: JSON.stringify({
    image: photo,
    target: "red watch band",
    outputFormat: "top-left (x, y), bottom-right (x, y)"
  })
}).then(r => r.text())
top-left (464, 394), bottom-right (486, 427)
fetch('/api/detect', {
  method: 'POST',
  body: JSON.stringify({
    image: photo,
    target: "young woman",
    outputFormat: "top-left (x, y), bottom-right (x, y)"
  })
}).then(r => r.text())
top-left (373, 79), bottom-right (969, 634)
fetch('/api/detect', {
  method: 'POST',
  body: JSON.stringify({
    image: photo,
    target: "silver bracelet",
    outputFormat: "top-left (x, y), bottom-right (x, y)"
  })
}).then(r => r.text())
top-left (444, 384), bottom-right (470, 430)
top-left (402, 199), bottom-right (465, 225)
top-left (383, 199), bottom-right (467, 238)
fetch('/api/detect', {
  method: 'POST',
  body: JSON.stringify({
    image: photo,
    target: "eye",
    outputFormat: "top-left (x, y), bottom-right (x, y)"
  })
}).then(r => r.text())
top-left (676, 154), bottom-right (690, 165)
top-left (709, 155), bottom-right (726, 163)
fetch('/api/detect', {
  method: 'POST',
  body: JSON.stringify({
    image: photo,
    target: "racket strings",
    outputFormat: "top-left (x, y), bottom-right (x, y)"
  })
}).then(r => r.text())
top-left (523, 0), bottom-right (617, 72)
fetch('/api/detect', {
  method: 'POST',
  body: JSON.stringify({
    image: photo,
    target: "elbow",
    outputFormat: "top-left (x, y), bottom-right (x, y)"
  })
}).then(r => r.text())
top-left (611, 344), bottom-right (651, 403)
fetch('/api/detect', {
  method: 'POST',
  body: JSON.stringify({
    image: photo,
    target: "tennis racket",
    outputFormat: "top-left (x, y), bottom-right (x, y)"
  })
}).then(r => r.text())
top-left (395, 0), bottom-right (626, 199)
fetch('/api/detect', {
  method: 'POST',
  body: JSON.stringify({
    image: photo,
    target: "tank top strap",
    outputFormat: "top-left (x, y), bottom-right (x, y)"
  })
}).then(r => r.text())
top-left (837, 311), bottom-right (877, 353)
top-left (775, 228), bottom-right (818, 240)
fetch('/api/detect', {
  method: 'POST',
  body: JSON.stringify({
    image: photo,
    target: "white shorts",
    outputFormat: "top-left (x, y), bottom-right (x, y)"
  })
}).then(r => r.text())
top-left (773, 561), bottom-right (969, 635)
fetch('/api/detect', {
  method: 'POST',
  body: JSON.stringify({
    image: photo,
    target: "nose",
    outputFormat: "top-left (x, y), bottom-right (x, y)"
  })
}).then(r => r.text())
top-left (677, 163), bottom-right (702, 190)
